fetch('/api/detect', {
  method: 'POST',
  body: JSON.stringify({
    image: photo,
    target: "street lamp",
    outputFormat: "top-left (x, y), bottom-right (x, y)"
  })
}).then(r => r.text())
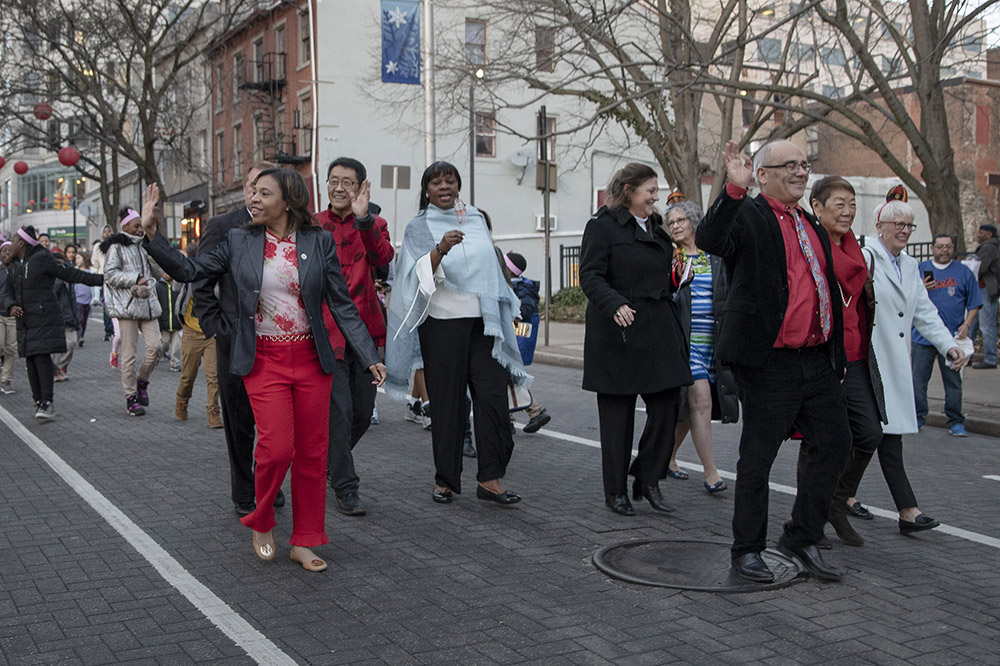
top-left (469, 67), bottom-right (485, 205)
top-left (72, 177), bottom-right (85, 246)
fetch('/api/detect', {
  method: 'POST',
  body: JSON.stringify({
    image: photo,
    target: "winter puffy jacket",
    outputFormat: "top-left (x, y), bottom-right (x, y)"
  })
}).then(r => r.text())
top-left (100, 233), bottom-right (163, 320)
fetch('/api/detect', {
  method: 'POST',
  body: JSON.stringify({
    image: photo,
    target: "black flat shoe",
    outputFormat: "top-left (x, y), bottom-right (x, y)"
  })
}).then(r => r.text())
top-left (777, 540), bottom-right (845, 581)
top-left (273, 489), bottom-right (286, 509)
top-left (845, 502), bottom-right (874, 520)
top-left (632, 479), bottom-right (675, 513)
top-left (432, 488), bottom-right (453, 504)
top-left (732, 553), bottom-right (774, 583)
top-left (605, 494), bottom-right (634, 516)
top-left (899, 513), bottom-right (940, 535)
top-left (476, 485), bottom-right (521, 505)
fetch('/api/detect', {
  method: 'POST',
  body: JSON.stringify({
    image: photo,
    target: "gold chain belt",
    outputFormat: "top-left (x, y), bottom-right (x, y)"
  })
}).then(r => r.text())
top-left (257, 333), bottom-right (313, 342)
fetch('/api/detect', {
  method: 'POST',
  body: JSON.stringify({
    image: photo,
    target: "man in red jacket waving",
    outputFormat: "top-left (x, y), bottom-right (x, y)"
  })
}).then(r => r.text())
top-left (317, 157), bottom-right (394, 516)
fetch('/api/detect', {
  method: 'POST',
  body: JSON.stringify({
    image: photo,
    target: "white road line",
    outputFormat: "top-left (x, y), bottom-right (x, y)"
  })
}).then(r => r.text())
top-left (984, 475), bottom-right (1000, 482)
top-left (0, 405), bottom-right (298, 666)
top-left (521, 423), bottom-right (1000, 551)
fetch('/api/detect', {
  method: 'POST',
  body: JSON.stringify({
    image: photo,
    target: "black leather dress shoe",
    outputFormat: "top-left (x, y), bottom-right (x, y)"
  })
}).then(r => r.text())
top-left (845, 502), bottom-right (874, 520)
top-left (732, 553), bottom-right (774, 583)
top-left (778, 540), bottom-right (844, 581)
top-left (234, 501), bottom-right (255, 517)
top-left (335, 491), bottom-right (367, 516)
top-left (899, 513), bottom-right (940, 535)
top-left (632, 480), bottom-right (675, 513)
top-left (605, 494), bottom-right (635, 516)
top-left (273, 489), bottom-right (286, 509)
top-left (476, 485), bottom-right (521, 504)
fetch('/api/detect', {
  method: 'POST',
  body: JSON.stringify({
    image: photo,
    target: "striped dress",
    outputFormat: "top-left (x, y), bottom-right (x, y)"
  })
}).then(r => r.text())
top-left (686, 251), bottom-right (716, 382)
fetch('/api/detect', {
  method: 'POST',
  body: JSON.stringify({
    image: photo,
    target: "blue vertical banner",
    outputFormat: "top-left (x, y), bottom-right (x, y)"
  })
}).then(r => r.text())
top-left (381, 0), bottom-right (421, 85)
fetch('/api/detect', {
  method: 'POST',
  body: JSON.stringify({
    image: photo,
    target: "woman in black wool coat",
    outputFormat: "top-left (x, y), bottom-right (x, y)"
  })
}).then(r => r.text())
top-left (579, 163), bottom-right (692, 517)
top-left (1, 226), bottom-right (103, 422)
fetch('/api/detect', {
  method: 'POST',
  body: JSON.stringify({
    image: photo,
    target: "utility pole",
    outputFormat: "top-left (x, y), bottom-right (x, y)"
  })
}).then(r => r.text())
top-left (539, 106), bottom-right (552, 347)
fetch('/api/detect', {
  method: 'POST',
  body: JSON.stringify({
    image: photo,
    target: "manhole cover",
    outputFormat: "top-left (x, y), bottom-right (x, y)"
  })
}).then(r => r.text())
top-left (593, 538), bottom-right (804, 592)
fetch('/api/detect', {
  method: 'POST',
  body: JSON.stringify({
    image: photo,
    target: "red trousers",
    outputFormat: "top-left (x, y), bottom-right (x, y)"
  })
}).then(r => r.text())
top-left (240, 338), bottom-right (334, 547)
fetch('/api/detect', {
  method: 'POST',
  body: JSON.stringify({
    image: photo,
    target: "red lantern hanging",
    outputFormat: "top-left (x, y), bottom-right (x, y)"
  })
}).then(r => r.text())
top-left (13, 202), bottom-right (19, 207)
top-left (13, 161), bottom-right (28, 175)
top-left (0, 157), bottom-right (5, 169)
top-left (1, 203), bottom-right (6, 207)
top-left (42, 197), bottom-right (48, 202)
top-left (28, 199), bottom-right (35, 205)
top-left (33, 102), bottom-right (53, 121)
top-left (58, 146), bottom-right (80, 167)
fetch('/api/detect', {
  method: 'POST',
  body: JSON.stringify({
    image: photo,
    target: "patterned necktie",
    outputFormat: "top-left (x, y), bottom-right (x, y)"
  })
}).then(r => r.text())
top-left (790, 210), bottom-right (832, 339)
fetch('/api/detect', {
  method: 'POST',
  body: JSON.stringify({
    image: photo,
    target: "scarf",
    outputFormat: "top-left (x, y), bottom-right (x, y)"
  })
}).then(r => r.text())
top-left (385, 203), bottom-right (530, 399)
top-left (830, 230), bottom-right (867, 302)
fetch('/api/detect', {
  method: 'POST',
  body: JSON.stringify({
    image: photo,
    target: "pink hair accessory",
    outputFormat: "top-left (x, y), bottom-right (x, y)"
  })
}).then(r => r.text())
top-left (504, 254), bottom-right (523, 277)
top-left (0, 241), bottom-right (11, 249)
top-left (16, 228), bottom-right (39, 246)
top-left (120, 208), bottom-right (140, 228)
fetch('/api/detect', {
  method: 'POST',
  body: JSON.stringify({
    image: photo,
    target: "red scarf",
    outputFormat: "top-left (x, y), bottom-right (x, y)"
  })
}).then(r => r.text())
top-left (830, 230), bottom-right (868, 361)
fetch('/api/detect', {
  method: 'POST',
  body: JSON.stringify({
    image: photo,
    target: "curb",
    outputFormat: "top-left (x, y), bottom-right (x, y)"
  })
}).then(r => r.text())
top-left (924, 413), bottom-right (1000, 438)
top-left (532, 350), bottom-right (584, 370)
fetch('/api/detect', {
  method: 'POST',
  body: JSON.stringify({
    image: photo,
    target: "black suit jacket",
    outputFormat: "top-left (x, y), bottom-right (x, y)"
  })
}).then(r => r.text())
top-left (144, 226), bottom-right (378, 376)
top-left (192, 207), bottom-right (250, 339)
top-left (695, 190), bottom-right (845, 374)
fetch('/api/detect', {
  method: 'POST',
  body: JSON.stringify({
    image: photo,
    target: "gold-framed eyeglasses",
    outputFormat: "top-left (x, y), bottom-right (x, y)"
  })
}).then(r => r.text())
top-left (328, 178), bottom-right (357, 189)
top-left (761, 160), bottom-right (812, 174)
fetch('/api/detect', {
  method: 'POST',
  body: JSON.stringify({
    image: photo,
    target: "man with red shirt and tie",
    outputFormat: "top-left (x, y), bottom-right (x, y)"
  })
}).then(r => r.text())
top-left (317, 157), bottom-right (394, 516)
top-left (696, 140), bottom-right (851, 583)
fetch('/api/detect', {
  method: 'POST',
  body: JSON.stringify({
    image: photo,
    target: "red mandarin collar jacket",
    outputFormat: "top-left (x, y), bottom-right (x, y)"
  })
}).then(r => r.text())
top-left (316, 208), bottom-right (394, 357)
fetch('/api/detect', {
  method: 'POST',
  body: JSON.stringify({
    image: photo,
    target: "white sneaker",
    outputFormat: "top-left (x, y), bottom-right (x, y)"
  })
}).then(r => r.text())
top-left (404, 402), bottom-right (422, 424)
top-left (0, 381), bottom-right (13, 395)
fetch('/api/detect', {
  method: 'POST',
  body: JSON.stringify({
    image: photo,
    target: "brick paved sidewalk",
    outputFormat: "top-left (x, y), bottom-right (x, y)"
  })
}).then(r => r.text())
top-left (2, 317), bottom-right (999, 665)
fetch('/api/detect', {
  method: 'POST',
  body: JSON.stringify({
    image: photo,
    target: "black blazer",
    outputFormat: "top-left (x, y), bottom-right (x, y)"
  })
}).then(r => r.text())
top-left (192, 207), bottom-right (250, 339)
top-left (579, 205), bottom-right (692, 395)
top-left (143, 226), bottom-right (378, 376)
top-left (695, 190), bottom-right (845, 374)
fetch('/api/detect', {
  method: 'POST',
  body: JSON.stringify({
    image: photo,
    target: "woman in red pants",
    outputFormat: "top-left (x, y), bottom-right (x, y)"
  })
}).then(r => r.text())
top-left (140, 170), bottom-right (385, 572)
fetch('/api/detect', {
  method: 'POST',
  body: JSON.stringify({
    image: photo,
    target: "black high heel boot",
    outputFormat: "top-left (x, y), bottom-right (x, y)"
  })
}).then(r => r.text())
top-left (632, 478), bottom-right (675, 513)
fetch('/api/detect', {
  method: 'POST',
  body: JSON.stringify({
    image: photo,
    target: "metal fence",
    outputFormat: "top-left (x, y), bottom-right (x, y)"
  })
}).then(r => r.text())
top-left (560, 244), bottom-right (581, 290)
top-left (556, 240), bottom-right (942, 292)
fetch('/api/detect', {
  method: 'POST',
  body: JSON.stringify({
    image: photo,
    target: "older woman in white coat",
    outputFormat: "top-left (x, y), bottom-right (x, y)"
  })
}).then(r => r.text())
top-left (855, 191), bottom-right (965, 535)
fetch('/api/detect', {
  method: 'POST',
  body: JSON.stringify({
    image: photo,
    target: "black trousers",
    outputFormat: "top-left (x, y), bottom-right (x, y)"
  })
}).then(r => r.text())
top-left (26, 354), bottom-right (55, 404)
top-left (327, 352), bottom-right (376, 498)
top-left (216, 333), bottom-right (257, 504)
top-left (876, 434), bottom-right (918, 510)
top-left (730, 347), bottom-right (851, 559)
top-left (596, 388), bottom-right (680, 496)
top-left (418, 317), bottom-right (514, 494)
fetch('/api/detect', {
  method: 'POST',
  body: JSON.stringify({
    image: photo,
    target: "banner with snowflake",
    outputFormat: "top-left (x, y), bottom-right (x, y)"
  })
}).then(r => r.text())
top-left (381, 0), bottom-right (421, 85)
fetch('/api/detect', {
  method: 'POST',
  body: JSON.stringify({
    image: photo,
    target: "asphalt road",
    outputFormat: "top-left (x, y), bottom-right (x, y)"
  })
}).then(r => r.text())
top-left (2, 328), bottom-right (999, 665)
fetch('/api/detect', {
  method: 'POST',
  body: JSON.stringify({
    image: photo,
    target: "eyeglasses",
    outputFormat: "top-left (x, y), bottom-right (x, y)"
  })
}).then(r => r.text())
top-left (761, 160), bottom-right (812, 174)
top-left (932, 244), bottom-right (953, 249)
top-left (327, 178), bottom-right (357, 189)
top-left (882, 220), bottom-right (917, 232)
top-left (667, 216), bottom-right (690, 227)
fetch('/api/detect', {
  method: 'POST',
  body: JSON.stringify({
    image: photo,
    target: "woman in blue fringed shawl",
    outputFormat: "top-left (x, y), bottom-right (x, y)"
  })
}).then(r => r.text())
top-left (386, 162), bottom-right (530, 506)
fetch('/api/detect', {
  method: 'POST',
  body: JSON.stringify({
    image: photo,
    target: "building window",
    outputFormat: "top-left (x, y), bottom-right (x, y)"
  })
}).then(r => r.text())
top-left (253, 38), bottom-right (265, 83)
top-left (465, 20), bottom-right (486, 65)
top-left (232, 124), bottom-right (242, 181)
top-left (253, 115), bottom-right (262, 160)
top-left (198, 130), bottom-right (208, 169)
top-left (215, 63), bottom-right (225, 110)
top-left (741, 92), bottom-right (754, 127)
top-left (475, 111), bottom-right (496, 158)
top-left (806, 127), bottom-right (819, 160)
top-left (275, 25), bottom-right (286, 77)
top-left (535, 27), bottom-right (556, 72)
top-left (299, 12), bottom-right (311, 65)
top-left (299, 93), bottom-right (312, 157)
top-left (216, 132), bottom-right (225, 182)
top-left (232, 52), bottom-right (243, 102)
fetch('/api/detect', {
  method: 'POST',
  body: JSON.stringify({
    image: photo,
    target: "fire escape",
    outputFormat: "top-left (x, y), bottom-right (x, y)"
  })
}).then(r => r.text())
top-left (240, 52), bottom-right (310, 165)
